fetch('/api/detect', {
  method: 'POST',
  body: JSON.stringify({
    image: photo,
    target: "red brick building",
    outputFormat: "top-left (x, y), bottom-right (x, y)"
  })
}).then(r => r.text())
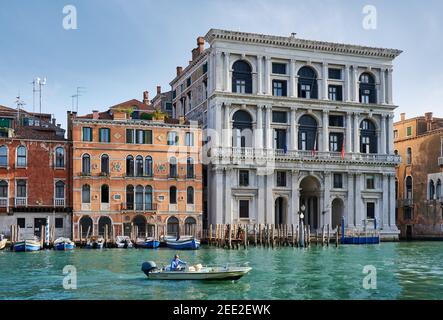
top-left (0, 105), bottom-right (72, 239)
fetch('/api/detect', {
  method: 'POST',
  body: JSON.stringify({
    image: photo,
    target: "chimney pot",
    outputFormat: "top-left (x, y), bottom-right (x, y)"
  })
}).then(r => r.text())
top-left (92, 110), bottom-right (99, 120)
top-left (143, 91), bottom-right (150, 105)
top-left (157, 86), bottom-right (161, 95)
top-left (400, 113), bottom-right (406, 121)
top-left (176, 66), bottom-right (183, 77)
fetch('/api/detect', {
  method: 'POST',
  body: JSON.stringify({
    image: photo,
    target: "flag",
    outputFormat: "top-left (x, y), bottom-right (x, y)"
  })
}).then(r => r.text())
top-left (311, 132), bottom-right (317, 157)
top-left (341, 136), bottom-right (345, 160)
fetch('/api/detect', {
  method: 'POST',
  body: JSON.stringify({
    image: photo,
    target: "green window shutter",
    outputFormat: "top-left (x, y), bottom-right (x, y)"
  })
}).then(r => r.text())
top-left (99, 129), bottom-right (102, 142)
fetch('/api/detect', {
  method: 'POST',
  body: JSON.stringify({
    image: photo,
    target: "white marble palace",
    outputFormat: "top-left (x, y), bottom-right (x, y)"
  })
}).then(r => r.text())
top-left (169, 29), bottom-right (402, 240)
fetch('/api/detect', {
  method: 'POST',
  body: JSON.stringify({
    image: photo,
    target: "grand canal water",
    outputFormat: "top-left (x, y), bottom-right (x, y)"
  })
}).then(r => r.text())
top-left (1, 242), bottom-right (443, 300)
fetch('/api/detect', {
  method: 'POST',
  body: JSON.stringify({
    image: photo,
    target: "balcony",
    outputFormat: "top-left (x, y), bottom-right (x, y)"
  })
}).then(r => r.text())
top-left (211, 147), bottom-right (402, 165)
top-left (54, 198), bottom-right (65, 207)
top-left (121, 202), bottom-right (157, 211)
top-left (438, 157), bottom-right (443, 166)
top-left (15, 197), bottom-right (27, 207)
top-left (0, 198), bottom-right (7, 207)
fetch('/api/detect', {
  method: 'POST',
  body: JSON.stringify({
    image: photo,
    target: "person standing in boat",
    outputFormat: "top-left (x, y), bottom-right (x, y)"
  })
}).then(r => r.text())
top-left (170, 254), bottom-right (187, 271)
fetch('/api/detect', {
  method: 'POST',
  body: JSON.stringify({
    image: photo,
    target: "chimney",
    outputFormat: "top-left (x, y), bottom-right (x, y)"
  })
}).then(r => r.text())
top-left (157, 86), bottom-right (161, 95)
top-left (425, 112), bottom-right (433, 131)
top-left (92, 110), bottom-right (99, 120)
top-left (143, 91), bottom-right (150, 105)
top-left (176, 66), bottom-right (183, 77)
top-left (191, 37), bottom-right (205, 61)
top-left (52, 118), bottom-right (56, 125)
top-left (400, 113), bottom-right (406, 121)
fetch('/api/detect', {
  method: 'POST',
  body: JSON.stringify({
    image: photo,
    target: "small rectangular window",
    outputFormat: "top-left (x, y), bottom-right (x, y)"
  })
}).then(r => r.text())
top-left (17, 218), bottom-right (25, 229)
top-left (394, 130), bottom-right (398, 139)
top-left (185, 132), bottom-right (194, 146)
top-left (329, 115), bottom-right (344, 127)
top-left (333, 174), bottom-right (343, 189)
top-left (272, 63), bottom-right (287, 75)
top-left (187, 77), bottom-right (192, 87)
top-left (239, 200), bottom-right (249, 218)
top-left (328, 68), bottom-right (342, 80)
top-left (167, 132), bottom-right (178, 146)
top-left (126, 129), bottom-right (134, 144)
top-left (82, 127), bottom-right (93, 142)
top-left (367, 202), bottom-right (375, 219)
top-left (272, 80), bottom-right (287, 97)
top-left (328, 85), bottom-right (343, 101)
top-left (329, 133), bottom-right (343, 152)
top-left (406, 127), bottom-right (413, 137)
top-left (366, 175), bottom-right (375, 190)
top-left (99, 128), bottom-right (110, 143)
top-left (276, 171), bottom-right (287, 187)
top-left (239, 170), bottom-right (249, 187)
top-left (272, 111), bottom-right (288, 124)
top-left (55, 218), bottom-right (63, 229)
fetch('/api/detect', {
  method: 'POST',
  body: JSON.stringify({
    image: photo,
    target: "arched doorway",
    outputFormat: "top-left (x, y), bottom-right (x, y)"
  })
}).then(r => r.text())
top-left (79, 215), bottom-right (93, 239)
top-left (133, 215), bottom-right (147, 238)
top-left (232, 110), bottom-right (253, 148)
top-left (167, 216), bottom-right (180, 237)
top-left (299, 176), bottom-right (321, 230)
top-left (274, 197), bottom-right (288, 225)
top-left (98, 216), bottom-right (112, 238)
top-left (184, 217), bottom-right (197, 236)
top-left (331, 198), bottom-right (344, 229)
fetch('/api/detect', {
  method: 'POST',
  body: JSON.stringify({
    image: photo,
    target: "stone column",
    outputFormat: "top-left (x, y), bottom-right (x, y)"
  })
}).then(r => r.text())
top-left (347, 173), bottom-right (355, 227)
top-left (387, 68), bottom-right (393, 105)
top-left (322, 62), bottom-right (329, 100)
top-left (290, 107), bottom-right (297, 150)
top-left (257, 55), bottom-right (263, 95)
top-left (255, 105), bottom-right (264, 149)
top-left (224, 52), bottom-right (230, 92)
top-left (324, 172), bottom-right (331, 227)
top-left (322, 110), bottom-right (329, 152)
top-left (289, 59), bottom-right (296, 97)
top-left (291, 170), bottom-right (300, 226)
top-left (355, 173), bottom-right (362, 227)
top-left (265, 105), bottom-right (273, 149)
top-left (387, 113), bottom-right (394, 154)
top-left (346, 112), bottom-right (352, 153)
top-left (224, 168), bottom-right (232, 224)
top-left (266, 174), bottom-right (274, 224)
top-left (257, 174), bottom-right (265, 224)
top-left (353, 65), bottom-right (359, 102)
top-left (215, 51), bottom-right (223, 91)
top-left (380, 114), bottom-right (387, 154)
top-left (344, 65), bottom-right (351, 102)
top-left (264, 56), bottom-right (271, 95)
top-left (379, 68), bottom-right (386, 104)
top-left (212, 167), bottom-right (224, 224)
top-left (353, 112), bottom-right (360, 153)
top-left (382, 173), bottom-right (389, 229)
top-left (224, 103), bottom-right (231, 147)
top-left (389, 173), bottom-right (396, 229)
top-left (214, 101), bottom-right (222, 147)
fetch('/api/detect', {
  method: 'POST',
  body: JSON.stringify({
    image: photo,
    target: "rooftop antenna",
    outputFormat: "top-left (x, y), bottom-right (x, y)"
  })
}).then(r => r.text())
top-left (14, 93), bottom-right (26, 122)
top-left (33, 77), bottom-right (47, 114)
top-left (290, 32), bottom-right (297, 38)
top-left (72, 86), bottom-right (86, 112)
top-left (31, 79), bottom-right (38, 112)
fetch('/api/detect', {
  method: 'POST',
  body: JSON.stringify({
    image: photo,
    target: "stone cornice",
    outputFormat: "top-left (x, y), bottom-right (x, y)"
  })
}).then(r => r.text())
top-left (205, 29), bottom-right (402, 60)
top-left (72, 119), bottom-right (200, 130)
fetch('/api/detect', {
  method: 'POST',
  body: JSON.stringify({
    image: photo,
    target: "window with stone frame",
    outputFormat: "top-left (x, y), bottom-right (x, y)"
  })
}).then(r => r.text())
top-left (239, 170), bottom-right (249, 187)
top-left (276, 171), bottom-right (287, 187)
top-left (333, 173), bottom-right (343, 189)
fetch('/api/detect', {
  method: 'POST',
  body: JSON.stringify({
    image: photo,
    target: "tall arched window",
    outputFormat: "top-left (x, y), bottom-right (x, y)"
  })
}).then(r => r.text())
top-left (169, 157), bottom-right (177, 178)
top-left (55, 181), bottom-right (65, 200)
top-left (126, 155), bottom-right (134, 177)
top-left (170, 186), bottom-right (177, 204)
top-left (126, 185), bottom-right (134, 210)
top-left (437, 180), bottom-right (442, 200)
top-left (360, 119), bottom-right (377, 154)
top-left (429, 180), bottom-right (435, 200)
top-left (145, 156), bottom-right (153, 177)
top-left (187, 186), bottom-right (194, 204)
top-left (406, 147), bottom-right (412, 165)
top-left (145, 186), bottom-right (153, 210)
top-left (0, 180), bottom-right (8, 204)
top-left (405, 176), bottom-right (413, 200)
top-left (359, 73), bottom-right (376, 104)
top-left (167, 216), bottom-right (180, 237)
top-left (82, 154), bottom-right (91, 175)
top-left (101, 154), bottom-right (109, 175)
top-left (232, 110), bottom-right (253, 148)
top-left (135, 185), bottom-right (144, 210)
top-left (55, 147), bottom-right (65, 168)
top-left (232, 60), bottom-right (252, 94)
top-left (82, 184), bottom-right (90, 203)
top-left (185, 217), bottom-right (197, 236)
top-left (135, 156), bottom-right (144, 177)
top-left (16, 146), bottom-right (27, 167)
top-left (186, 158), bottom-right (194, 178)
top-left (0, 146), bottom-right (7, 167)
top-left (298, 115), bottom-right (318, 151)
top-left (101, 184), bottom-right (109, 203)
top-left (298, 66), bottom-right (318, 99)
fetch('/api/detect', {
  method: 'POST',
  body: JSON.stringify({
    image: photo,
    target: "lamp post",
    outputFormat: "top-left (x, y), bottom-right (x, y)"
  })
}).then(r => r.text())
top-left (299, 204), bottom-right (306, 247)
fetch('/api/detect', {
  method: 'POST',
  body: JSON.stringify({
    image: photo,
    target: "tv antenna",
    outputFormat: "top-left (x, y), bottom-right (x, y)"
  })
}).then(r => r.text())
top-left (14, 93), bottom-right (26, 121)
top-left (72, 86), bottom-right (86, 112)
top-left (31, 77), bottom-right (47, 114)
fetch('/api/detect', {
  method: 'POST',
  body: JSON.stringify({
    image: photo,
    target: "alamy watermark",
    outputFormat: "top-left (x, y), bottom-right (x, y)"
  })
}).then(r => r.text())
top-left (63, 5), bottom-right (78, 30)
top-left (362, 265), bottom-right (377, 290)
top-left (362, 5), bottom-right (377, 30)
top-left (63, 265), bottom-right (77, 290)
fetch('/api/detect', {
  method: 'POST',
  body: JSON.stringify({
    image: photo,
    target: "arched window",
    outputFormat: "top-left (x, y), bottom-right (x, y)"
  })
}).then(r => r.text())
top-left (135, 185), bottom-right (144, 210)
top-left (82, 154), bottom-right (91, 175)
top-left (232, 60), bottom-right (252, 94)
top-left (169, 157), bottom-right (177, 178)
top-left (126, 185), bottom-right (134, 210)
top-left (298, 115), bottom-right (318, 151)
top-left (145, 156), bottom-right (153, 177)
top-left (82, 184), bottom-right (90, 203)
top-left (126, 155), bottom-right (134, 177)
top-left (232, 110), bottom-right (253, 148)
top-left (55, 181), bottom-right (65, 199)
top-left (170, 186), bottom-right (177, 204)
top-left (17, 146), bottom-right (27, 167)
top-left (0, 180), bottom-right (8, 201)
top-left (187, 187), bottom-right (194, 204)
top-left (405, 176), bottom-right (413, 200)
top-left (133, 215), bottom-right (147, 237)
top-left (98, 216), bottom-right (112, 238)
top-left (145, 186), bottom-right (153, 210)
top-left (429, 180), bottom-right (435, 200)
top-left (101, 154), bottom-right (109, 175)
top-left (135, 156), bottom-right (144, 177)
top-left (167, 216), bottom-right (180, 237)
top-left (185, 217), bottom-right (197, 236)
top-left (298, 66), bottom-right (318, 99)
top-left (359, 73), bottom-right (376, 104)
top-left (0, 146), bottom-right (7, 167)
top-left (406, 147), bottom-right (412, 165)
top-left (55, 147), bottom-right (65, 168)
top-left (360, 119), bottom-right (377, 154)
top-left (101, 184), bottom-right (109, 203)
top-left (437, 180), bottom-right (442, 200)
top-left (186, 158), bottom-right (194, 178)
top-left (79, 216), bottom-right (93, 238)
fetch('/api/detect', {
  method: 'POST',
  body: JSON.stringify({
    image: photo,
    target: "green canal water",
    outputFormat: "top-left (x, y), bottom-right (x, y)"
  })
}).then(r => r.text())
top-left (1, 242), bottom-right (443, 300)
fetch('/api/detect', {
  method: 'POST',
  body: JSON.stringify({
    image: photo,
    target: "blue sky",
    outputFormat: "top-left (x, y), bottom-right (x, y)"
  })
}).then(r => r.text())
top-left (1, 0), bottom-right (442, 129)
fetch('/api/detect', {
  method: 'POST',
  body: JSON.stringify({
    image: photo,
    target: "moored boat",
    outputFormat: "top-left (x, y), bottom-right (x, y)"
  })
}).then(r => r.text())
top-left (54, 237), bottom-right (75, 250)
top-left (141, 261), bottom-right (252, 281)
top-left (136, 237), bottom-right (160, 249)
top-left (115, 236), bottom-right (133, 248)
top-left (0, 235), bottom-right (7, 250)
top-left (166, 236), bottom-right (200, 250)
top-left (13, 239), bottom-right (41, 252)
top-left (85, 236), bottom-right (104, 249)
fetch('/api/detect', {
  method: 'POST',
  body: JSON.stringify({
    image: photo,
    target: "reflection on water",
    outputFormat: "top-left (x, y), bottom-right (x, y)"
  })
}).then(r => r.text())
top-left (0, 242), bottom-right (443, 300)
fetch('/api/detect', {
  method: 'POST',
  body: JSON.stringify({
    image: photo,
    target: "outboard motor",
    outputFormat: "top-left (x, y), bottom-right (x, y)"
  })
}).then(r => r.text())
top-left (141, 261), bottom-right (158, 276)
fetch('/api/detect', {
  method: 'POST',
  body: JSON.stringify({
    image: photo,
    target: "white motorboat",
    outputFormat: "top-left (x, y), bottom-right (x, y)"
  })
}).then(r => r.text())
top-left (141, 261), bottom-right (252, 280)
top-left (115, 236), bottom-right (133, 248)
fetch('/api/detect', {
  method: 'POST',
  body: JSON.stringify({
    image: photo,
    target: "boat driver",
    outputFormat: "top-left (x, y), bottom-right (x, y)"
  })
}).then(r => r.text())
top-left (170, 254), bottom-right (187, 271)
